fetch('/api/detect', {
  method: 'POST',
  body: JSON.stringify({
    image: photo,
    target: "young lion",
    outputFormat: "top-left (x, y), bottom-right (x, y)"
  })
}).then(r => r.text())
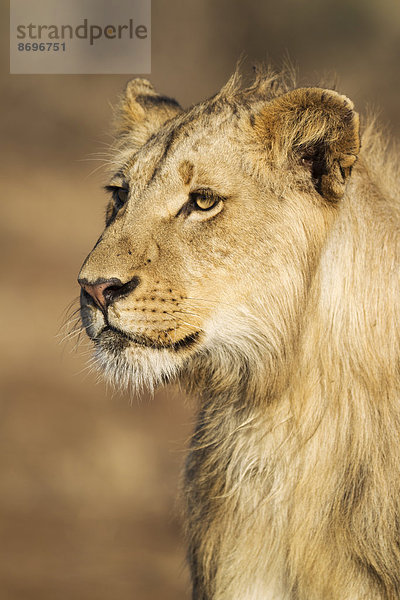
top-left (78, 71), bottom-right (400, 599)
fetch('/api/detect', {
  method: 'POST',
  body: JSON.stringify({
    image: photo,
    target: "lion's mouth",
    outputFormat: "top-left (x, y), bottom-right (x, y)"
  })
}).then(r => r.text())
top-left (97, 324), bottom-right (200, 351)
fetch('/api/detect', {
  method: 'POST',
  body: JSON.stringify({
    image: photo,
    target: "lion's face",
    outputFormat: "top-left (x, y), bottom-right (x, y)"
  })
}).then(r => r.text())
top-left (78, 77), bottom-right (359, 391)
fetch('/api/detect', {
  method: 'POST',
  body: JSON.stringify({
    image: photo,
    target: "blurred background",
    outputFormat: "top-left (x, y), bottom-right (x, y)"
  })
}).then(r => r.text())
top-left (1, 0), bottom-right (400, 598)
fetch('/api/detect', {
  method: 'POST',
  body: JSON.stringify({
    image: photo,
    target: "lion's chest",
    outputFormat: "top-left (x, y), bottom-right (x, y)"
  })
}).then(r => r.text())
top-left (185, 402), bottom-right (294, 599)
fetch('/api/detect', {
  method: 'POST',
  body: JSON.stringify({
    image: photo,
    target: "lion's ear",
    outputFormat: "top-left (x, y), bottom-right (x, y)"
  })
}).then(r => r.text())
top-left (256, 88), bottom-right (360, 202)
top-left (114, 78), bottom-right (183, 148)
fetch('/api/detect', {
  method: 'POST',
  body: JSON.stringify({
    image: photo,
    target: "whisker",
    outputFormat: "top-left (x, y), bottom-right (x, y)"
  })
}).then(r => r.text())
top-left (164, 311), bottom-right (205, 333)
top-left (164, 330), bottom-right (176, 347)
top-left (57, 316), bottom-right (82, 335)
top-left (184, 296), bottom-right (235, 309)
top-left (86, 163), bottom-right (111, 178)
top-left (74, 362), bottom-right (97, 379)
top-left (173, 309), bottom-right (203, 320)
top-left (58, 328), bottom-right (83, 344)
top-left (61, 297), bottom-right (80, 316)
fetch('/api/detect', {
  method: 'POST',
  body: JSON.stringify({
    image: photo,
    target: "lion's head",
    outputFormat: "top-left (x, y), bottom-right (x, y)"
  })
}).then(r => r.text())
top-left (78, 73), bottom-right (359, 394)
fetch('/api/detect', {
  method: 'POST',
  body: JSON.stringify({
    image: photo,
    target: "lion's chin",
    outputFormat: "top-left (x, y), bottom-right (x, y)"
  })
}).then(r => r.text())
top-left (100, 324), bottom-right (200, 351)
top-left (91, 326), bottom-right (199, 393)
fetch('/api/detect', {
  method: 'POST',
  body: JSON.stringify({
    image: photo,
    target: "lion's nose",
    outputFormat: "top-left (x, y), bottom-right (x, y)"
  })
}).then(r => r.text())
top-left (78, 276), bottom-right (140, 311)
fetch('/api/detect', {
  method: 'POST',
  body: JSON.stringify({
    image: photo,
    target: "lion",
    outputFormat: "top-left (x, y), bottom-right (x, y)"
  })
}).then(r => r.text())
top-left (77, 69), bottom-right (400, 599)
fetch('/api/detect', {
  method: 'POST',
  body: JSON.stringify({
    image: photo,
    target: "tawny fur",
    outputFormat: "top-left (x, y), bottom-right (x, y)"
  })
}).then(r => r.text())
top-left (78, 69), bottom-right (400, 599)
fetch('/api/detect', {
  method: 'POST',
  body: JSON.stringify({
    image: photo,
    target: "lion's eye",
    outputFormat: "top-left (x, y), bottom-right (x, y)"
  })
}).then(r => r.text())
top-left (105, 185), bottom-right (129, 210)
top-left (176, 188), bottom-right (225, 219)
top-left (191, 190), bottom-right (221, 212)
top-left (115, 188), bottom-right (129, 207)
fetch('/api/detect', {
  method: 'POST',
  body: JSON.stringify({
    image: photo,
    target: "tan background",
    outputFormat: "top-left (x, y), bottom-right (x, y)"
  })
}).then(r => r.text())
top-left (1, 1), bottom-right (400, 598)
